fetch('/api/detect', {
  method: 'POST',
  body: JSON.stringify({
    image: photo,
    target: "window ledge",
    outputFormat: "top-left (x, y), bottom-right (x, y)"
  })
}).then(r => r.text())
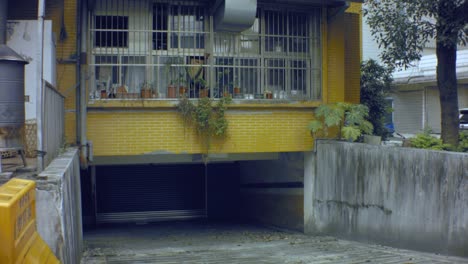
top-left (87, 99), bottom-right (321, 109)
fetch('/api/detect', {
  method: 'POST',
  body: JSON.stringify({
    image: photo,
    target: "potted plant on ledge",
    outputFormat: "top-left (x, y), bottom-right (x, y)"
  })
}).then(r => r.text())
top-left (308, 102), bottom-right (373, 142)
top-left (140, 81), bottom-right (152, 99)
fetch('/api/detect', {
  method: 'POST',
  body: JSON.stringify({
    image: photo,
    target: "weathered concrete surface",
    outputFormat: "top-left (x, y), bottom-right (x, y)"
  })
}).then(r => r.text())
top-left (305, 141), bottom-right (468, 257)
top-left (36, 148), bottom-right (83, 264)
top-left (239, 152), bottom-right (304, 231)
top-left (81, 221), bottom-right (468, 263)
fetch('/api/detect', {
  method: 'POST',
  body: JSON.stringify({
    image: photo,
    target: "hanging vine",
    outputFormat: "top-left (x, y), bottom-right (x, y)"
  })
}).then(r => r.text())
top-left (177, 96), bottom-right (232, 158)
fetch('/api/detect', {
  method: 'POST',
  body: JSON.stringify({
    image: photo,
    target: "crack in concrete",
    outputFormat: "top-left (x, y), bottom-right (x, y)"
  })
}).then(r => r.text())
top-left (315, 199), bottom-right (393, 215)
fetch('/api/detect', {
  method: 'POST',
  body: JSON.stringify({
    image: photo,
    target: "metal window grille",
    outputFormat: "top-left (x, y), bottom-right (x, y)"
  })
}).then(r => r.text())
top-left (89, 0), bottom-right (321, 100)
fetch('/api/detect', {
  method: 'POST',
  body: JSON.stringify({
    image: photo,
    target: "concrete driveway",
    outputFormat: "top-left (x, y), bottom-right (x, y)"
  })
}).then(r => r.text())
top-left (81, 220), bottom-right (468, 264)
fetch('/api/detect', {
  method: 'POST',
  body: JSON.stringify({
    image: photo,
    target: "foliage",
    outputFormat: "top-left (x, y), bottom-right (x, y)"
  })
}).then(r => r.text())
top-left (177, 96), bottom-right (195, 135)
top-left (458, 131), bottom-right (468, 152)
top-left (408, 131), bottom-right (468, 152)
top-left (360, 60), bottom-right (394, 139)
top-left (364, 0), bottom-right (467, 146)
top-left (308, 103), bottom-right (373, 142)
top-left (409, 133), bottom-right (451, 151)
top-left (177, 96), bottom-right (232, 152)
top-left (364, 0), bottom-right (467, 69)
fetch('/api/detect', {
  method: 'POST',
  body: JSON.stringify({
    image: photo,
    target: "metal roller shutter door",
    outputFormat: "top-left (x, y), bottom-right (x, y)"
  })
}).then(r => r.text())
top-left (393, 90), bottom-right (423, 134)
top-left (96, 164), bottom-right (206, 224)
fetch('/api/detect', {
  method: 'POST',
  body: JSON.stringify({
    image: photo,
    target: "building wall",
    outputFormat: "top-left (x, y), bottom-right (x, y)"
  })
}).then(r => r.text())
top-left (392, 90), bottom-right (424, 134)
top-left (15, 1), bottom-right (362, 154)
top-left (87, 108), bottom-right (314, 156)
top-left (239, 153), bottom-right (304, 231)
top-left (7, 20), bottom-right (56, 120)
top-left (344, 12), bottom-right (361, 104)
top-left (305, 141), bottom-right (468, 257)
top-left (425, 86), bottom-right (468, 133)
top-left (8, 0), bottom-right (80, 144)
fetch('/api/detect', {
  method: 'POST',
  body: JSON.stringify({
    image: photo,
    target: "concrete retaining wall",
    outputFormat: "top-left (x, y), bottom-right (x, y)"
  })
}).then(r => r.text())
top-left (239, 153), bottom-right (304, 231)
top-left (36, 148), bottom-right (82, 264)
top-left (304, 141), bottom-right (468, 257)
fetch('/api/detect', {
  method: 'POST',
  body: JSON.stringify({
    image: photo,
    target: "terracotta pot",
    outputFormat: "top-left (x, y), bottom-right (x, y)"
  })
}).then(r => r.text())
top-left (140, 89), bottom-right (152, 98)
top-left (223, 91), bottom-right (231, 98)
top-left (179, 86), bottom-right (187, 96)
top-left (100, 90), bottom-right (107, 99)
top-left (266, 93), bottom-right (273, 99)
top-left (234, 87), bottom-right (241, 95)
top-left (168, 84), bottom-right (177, 98)
top-left (199, 89), bottom-right (209, 98)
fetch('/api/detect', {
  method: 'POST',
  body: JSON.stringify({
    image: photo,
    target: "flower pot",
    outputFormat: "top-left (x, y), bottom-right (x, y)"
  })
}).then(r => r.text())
top-left (100, 90), bottom-right (107, 99)
top-left (168, 84), bottom-right (177, 98)
top-left (179, 86), bottom-right (187, 97)
top-left (199, 89), bottom-right (209, 98)
top-left (233, 87), bottom-right (241, 95)
top-left (223, 91), bottom-right (231, 98)
top-left (140, 89), bottom-right (152, 98)
top-left (363, 135), bottom-right (382, 145)
top-left (265, 93), bottom-right (273, 99)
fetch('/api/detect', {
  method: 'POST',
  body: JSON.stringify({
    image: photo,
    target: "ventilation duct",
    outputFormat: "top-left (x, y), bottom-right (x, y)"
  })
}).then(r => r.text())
top-left (213, 0), bottom-right (257, 32)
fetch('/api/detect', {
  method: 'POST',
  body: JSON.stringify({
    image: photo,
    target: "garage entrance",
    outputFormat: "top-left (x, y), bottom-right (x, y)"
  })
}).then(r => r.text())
top-left (82, 162), bottom-right (240, 225)
top-left (96, 164), bottom-right (206, 224)
top-left (81, 153), bottom-right (304, 231)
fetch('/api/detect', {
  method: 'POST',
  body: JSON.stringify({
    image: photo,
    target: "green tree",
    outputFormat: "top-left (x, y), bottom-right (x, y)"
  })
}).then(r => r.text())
top-left (360, 59), bottom-right (393, 139)
top-left (364, 0), bottom-right (467, 146)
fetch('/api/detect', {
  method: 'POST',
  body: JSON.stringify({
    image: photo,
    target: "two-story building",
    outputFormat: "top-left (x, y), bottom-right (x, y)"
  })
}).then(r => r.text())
top-left (7, 0), bottom-right (363, 231)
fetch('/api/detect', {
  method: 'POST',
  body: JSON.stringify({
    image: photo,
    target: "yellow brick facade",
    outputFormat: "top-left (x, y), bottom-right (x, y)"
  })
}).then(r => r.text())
top-left (34, 1), bottom-right (362, 157)
top-left (87, 110), bottom-right (314, 156)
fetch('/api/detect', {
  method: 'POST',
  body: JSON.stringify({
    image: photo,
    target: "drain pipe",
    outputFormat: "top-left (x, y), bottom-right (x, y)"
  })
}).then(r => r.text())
top-left (37, 0), bottom-right (46, 172)
top-left (78, 0), bottom-right (88, 169)
top-left (0, 0), bottom-right (7, 45)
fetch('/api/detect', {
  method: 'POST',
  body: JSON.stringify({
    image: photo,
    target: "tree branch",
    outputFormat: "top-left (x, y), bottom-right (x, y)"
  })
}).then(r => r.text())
top-left (454, 0), bottom-right (468, 26)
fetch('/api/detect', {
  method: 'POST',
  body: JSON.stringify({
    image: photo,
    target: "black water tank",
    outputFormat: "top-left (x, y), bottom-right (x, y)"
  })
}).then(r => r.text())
top-left (0, 44), bottom-right (28, 128)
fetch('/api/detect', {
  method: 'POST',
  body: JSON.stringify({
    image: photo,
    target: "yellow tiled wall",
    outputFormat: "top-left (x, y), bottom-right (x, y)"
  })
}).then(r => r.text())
top-left (87, 110), bottom-right (314, 156)
top-left (41, 1), bottom-right (363, 155)
top-left (326, 12), bottom-right (345, 103)
top-left (344, 12), bottom-right (362, 104)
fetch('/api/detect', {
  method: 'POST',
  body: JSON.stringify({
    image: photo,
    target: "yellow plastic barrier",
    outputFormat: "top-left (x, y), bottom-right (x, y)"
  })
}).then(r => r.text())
top-left (0, 179), bottom-right (60, 264)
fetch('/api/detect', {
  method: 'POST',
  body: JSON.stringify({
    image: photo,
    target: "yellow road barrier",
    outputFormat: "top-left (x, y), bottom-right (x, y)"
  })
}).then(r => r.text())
top-left (0, 179), bottom-right (60, 264)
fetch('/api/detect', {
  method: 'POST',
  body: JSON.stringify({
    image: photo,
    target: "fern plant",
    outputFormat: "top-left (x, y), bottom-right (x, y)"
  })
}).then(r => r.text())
top-left (308, 103), bottom-right (373, 142)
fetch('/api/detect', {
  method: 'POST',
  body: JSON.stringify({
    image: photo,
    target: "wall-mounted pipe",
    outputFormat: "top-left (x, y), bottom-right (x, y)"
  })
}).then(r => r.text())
top-left (0, 0), bottom-right (7, 44)
top-left (80, 0), bottom-right (88, 169)
top-left (36, 0), bottom-right (46, 172)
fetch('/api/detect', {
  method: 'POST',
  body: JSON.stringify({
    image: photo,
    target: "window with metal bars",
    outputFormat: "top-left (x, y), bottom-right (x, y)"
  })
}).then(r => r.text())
top-left (89, 0), bottom-right (321, 101)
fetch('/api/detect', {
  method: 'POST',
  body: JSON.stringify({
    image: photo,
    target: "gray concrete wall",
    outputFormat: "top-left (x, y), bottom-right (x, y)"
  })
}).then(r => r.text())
top-left (36, 148), bottom-right (83, 264)
top-left (239, 152), bottom-right (304, 231)
top-left (304, 141), bottom-right (468, 257)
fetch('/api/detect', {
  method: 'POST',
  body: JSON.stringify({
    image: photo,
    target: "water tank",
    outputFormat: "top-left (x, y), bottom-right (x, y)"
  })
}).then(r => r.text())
top-left (0, 44), bottom-right (28, 148)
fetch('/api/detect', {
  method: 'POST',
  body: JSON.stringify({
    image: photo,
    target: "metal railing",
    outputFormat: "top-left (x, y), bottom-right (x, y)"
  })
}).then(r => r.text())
top-left (88, 0), bottom-right (322, 101)
top-left (42, 82), bottom-right (65, 167)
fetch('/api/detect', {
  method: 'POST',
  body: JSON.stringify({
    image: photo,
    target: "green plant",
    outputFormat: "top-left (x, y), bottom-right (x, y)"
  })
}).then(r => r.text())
top-left (407, 131), bottom-right (468, 152)
top-left (360, 59), bottom-right (394, 139)
top-left (177, 96), bottom-right (195, 135)
top-left (457, 131), bottom-right (468, 152)
top-left (177, 96), bottom-right (232, 154)
top-left (308, 102), bottom-right (373, 142)
top-left (409, 133), bottom-right (452, 151)
top-left (365, 0), bottom-right (467, 146)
